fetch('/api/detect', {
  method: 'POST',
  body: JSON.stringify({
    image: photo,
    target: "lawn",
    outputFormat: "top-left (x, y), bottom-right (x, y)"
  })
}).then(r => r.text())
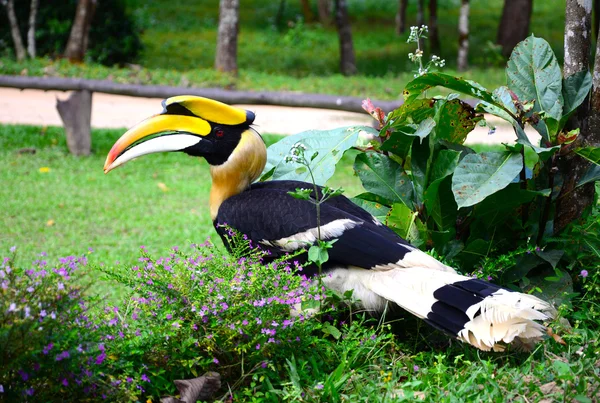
top-left (0, 124), bottom-right (364, 267)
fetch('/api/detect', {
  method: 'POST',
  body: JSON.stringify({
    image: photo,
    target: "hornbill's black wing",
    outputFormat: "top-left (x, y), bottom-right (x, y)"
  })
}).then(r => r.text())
top-left (214, 183), bottom-right (430, 275)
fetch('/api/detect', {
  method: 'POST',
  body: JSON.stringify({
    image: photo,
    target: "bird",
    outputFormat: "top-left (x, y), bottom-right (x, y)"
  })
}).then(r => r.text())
top-left (104, 95), bottom-right (555, 352)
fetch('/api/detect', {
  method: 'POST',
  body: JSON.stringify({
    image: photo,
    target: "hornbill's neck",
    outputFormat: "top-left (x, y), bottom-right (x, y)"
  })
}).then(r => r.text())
top-left (209, 128), bottom-right (267, 220)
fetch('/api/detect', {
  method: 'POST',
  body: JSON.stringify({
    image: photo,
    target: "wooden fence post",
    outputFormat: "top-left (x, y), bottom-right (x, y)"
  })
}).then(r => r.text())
top-left (56, 90), bottom-right (92, 156)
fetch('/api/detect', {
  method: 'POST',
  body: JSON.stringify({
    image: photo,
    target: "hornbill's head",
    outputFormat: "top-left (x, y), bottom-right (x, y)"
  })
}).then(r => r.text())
top-left (104, 96), bottom-right (267, 219)
top-left (103, 95), bottom-right (261, 173)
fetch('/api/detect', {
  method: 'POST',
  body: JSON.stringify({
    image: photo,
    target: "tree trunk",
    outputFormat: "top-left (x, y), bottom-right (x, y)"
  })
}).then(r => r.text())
top-left (555, 0), bottom-right (595, 234)
top-left (396, 0), bottom-right (408, 35)
top-left (417, 0), bottom-right (425, 26)
top-left (2, 0), bottom-right (26, 61)
top-left (457, 0), bottom-right (470, 71)
top-left (595, 0), bottom-right (600, 40)
top-left (429, 0), bottom-right (440, 53)
top-left (215, 0), bottom-right (239, 75)
top-left (497, 0), bottom-right (534, 58)
top-left (27, 0), bottom-right (39, 58)
top-left (334, 0), bottom-right (357, 76)
top-left (64, 0), bottom-right (97, 62)
top-left (300, 0), bottom-right (315, 23)
top-left (56, 90), bottom-right (92, 156)
top-left (317, 0), bottom-right (331, 25)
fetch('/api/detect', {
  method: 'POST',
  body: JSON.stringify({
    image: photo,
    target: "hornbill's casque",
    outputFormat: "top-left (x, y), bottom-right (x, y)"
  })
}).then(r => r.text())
top-left (104, 96), bottom-right (555, 352)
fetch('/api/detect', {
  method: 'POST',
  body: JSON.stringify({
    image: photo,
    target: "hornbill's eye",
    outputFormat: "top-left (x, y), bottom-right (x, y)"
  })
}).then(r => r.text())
top-left (215, 127), bottom-right (224, 138)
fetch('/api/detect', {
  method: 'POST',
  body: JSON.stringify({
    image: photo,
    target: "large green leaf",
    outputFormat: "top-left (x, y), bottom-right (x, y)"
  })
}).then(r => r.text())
top-left (263, 126), bottom-right (371, 185)
top-left (381, 118), bottom-right (435, 159)
top-left (452, 152), bottom-right (523, 208)
top-left (575, 147), bottom-right (600, 166)
top-left (410, 135), bottom-right (430, 205)
top-left (507, 35), bottom-right (563, 122)
top-left (386, 203), bottom-right (419, 241)
top-left (424, 176), bottom-right (458, 231)
top-left (473, 184), bottom-right (550, 227)
top-left (350, 197), bottom-right (391, 223)
top-left (386, 98), bottom-right (436, 128)
top-left (403, 72), bottom-right (498, 105)
top-left (354, 152), bottom-right (415, 208)
top-left (577, 164), bottom-right (600, 188)
top-left (430, 149), bottom-right (461, 183)
top-left (435, 99), bottom-right (481, 144)
top-left (562, 70), bottom-right (593, 117)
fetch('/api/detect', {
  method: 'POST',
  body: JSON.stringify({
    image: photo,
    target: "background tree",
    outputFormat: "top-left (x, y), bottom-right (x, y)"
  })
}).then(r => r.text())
top-left (457, 0), bottom-right (469, 71)
top-left (300, 0), bottom-right (314, 23)
top-left (334, 0), bottom-right (357, 75)
top-left (317, 0), bottom-right (331, 25)
top-left (1, 0), bottom-right (26, 61)
top-left (429, 0), bottom-right (440, 53)
top-left (396, 0), bottom-right (408, 35)
top-left (26, 0), bottom-right (38, 58)
top-left (555, 0), bottom-right (598, 233)
top-left (64, 0), bottom-right (97, 62)
top-left (215, 0), bottom-right (239, 75)
top-left (497, 0), bottom-right (534, 58)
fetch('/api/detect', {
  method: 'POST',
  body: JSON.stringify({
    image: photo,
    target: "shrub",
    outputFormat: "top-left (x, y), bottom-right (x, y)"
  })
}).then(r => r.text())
top-left (0, 248), bottom-right (135, 401)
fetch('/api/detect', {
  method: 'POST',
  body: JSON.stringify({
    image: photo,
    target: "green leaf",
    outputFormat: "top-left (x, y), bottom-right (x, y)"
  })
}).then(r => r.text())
top-left (435, 99), bottom-right (482, 144)
top-left (562, 70), bottom-right (593, 117)
top-left (507, 35), bottom-right (563, 122)
top-left (575, 146), bottom-right (600, 165)
top-left (474, 184), bottom-right (550, 226)
top-left (387, 98), bottom-right (435, 128)
top-left (322, 323), bottom-right (342, 340)
top-left (500, 253), bottom-right (545, 284)
top-left (424, 176), bottom-right (458, 231)
top-left (430, 149), bottom-right (461, 183)
top-left (452, 152), bottom-right (524, 208)
top-left (577, 164), bottom-right (600, 188)
top-left (386, 203), bottom-right (419, 241)
top-left (381, 118), bottom-right (435, 159)
top-left (536, 249), bottom-right (564, 269)
top-left (308, 245), bottom-right (329, 266)
top-left (350, 198), bottom-right (390, 223)
top-left (403, 72), bottom-right (498, 105)
top-left (517, 140), bottom-right (559, 161)
top-left (354, 152), bottom-right (415, 208)
top-left (410, 135), bottom-right (430, 204)
top-left (263, 125), bottom-right (371, 185)
top-left (525, 268), bottom-right (573, 307)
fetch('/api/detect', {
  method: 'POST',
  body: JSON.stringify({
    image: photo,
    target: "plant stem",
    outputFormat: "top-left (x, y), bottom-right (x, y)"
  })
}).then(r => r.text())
top-left (520, 146), bottom-right (528, 226)
top-left (537, 155), bottom-right (556, 245)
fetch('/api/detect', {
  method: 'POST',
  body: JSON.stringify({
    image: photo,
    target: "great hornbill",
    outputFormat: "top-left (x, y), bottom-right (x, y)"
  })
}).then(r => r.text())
top-left (104, 96), bottom-right (554, 351)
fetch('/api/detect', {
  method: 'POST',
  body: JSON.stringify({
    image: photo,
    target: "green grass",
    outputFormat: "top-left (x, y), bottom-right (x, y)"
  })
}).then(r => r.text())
top-left (0, 124), bottom-right (362, 266)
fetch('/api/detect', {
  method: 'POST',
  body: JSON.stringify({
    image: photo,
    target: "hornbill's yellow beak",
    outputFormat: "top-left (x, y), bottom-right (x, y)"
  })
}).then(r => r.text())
top-left (103, 95), bottom-right (255, 173)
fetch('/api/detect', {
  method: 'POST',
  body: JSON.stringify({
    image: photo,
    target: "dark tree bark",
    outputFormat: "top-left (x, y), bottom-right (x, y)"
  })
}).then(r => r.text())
top-left (2, 0), bottom-right (26, 61)
top-left (429, 0), bottom-right (440, 53)
top-left (64, 0), bottom-right (97, 62)
top-left (334, 0), bottom-right (357, 75)
top-left (396, 0), bottom-right (408, 35)
top-left (27, 0), bottom-right (39, 58)
top-left (275, 0), bottom-right (287, 29)
top-left (497, 0), bottom-right (534, 58)
top-left (215, 0), bottom-right (239, 75)
top-left (417, 0), bottom-right (425, 26)
top-left (56, 90), bottom-right (92, 156)
top-left (300, 0), bottom-right (314, 23)
top-left (555, 0), bottom-right (595, 234)
top-left (595, 0), bottom-right (600, 40)
top-left (457, 0), bottom-right (470, 71)
top-left (317, 0), bottom-right (331, 25)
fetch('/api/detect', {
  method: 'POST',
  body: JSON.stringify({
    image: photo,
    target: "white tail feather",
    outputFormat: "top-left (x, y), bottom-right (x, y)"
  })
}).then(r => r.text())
top-left (323, 266), bottom-right (555, 351)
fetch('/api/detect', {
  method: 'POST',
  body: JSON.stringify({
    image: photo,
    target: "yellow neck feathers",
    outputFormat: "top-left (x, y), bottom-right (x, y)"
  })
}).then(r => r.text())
top-left (209, 129), bottom-right (267, 220)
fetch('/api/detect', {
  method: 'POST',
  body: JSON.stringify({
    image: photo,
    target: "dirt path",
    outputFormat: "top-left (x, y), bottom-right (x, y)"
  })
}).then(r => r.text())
top-left (0, 88), bottom-right (540, 145)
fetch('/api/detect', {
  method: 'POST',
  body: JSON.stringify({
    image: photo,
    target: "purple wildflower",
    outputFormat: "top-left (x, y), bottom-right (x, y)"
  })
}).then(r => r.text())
top-left (414, 365), bottom-right (419, 371)
top-left (141, 373), bottom-right (150, 382)
top-left (43, 343), bottom-right (54, 355)
top-left (56, 351), bottom-right (70, 361)
top-left (581, 270), bottom-right (589, 278)
top-left (213, 358), bottom-right (219, 365)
